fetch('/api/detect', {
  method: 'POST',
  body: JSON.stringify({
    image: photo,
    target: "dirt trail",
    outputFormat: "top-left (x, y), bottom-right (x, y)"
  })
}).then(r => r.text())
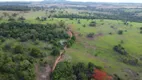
top-left (51, 50), bottom-right (65, 72)
top-left (35, 25), bottom-right (73, 80)
top-left (51, 29), bottom-right (73, 72)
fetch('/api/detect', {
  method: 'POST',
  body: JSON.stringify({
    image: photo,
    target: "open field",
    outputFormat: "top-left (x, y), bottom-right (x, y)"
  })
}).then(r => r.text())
top-left (64, 19), bottom-right (142, 80)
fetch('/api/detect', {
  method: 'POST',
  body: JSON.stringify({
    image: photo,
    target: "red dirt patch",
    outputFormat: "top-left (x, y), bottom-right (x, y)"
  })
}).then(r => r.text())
top-left (93, 69), bottom-right (112, 80)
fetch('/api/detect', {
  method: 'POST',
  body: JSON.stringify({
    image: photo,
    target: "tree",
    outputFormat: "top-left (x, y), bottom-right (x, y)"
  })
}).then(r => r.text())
top-left (19, 60), bottom-right (31, 70)
top-left (140, 31), bottom-right (142, 34)
top-left (113, 44), bottom-right (128, 55)
top-left (18, 70), bottom-right (35, 80)
top-left (12, 13), bottom-right (18, 17)
top-left (51, 47), bottom-right (60, 56)
top-left (58, 20), bottom-right (65, 28)
top-left (83, 24), bottom-right (86, 27)
top-left (88, 62), bottom-right (95, 73)
top-left (71, 36), bottom-right (76, 41)
top-left (41, 17), bottom-right (47, 21)
top-left (118, 30), bottom-right (123, 35)
top-left (78, 20), bottom-right (81, 24)
top-left (89, 21), bottom-right (96, 26)
top-left (124, 21), bottom-right (128, 25)
top-left (36, 17), bottom-right (40, 21)
top-left (14, 45), bottom-right (23, 54)
top-left (2, 62), bottom-right (16, 73)
top-left (52, 62), bottom-right (76, 80)
top-left (0, 52), bottom-right (5, 68)
top-left (66, 39), bottom-right (75, 48)
top-left (8, 17), bottom-right (15, 21)
top-left (30, 48), bottom-right (41, 57)
top-left (87, 33), bottom-right (94, 38)
top-left (18, 16), bottom-right (25, 21)
top-left (2, 44), bottom-right (11, 51)
top-left (140, 27), bottom-right (142, 30)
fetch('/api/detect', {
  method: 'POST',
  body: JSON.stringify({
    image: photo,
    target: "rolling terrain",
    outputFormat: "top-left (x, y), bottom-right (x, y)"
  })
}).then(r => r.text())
top-left (0, 2), bottom-right (142, 80)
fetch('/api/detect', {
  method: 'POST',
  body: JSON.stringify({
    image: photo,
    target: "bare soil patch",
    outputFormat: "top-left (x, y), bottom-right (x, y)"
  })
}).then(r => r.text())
top-left (35, 64), bottom-right (52, 80)
top-left (122, 68), bottom-right (140, 80)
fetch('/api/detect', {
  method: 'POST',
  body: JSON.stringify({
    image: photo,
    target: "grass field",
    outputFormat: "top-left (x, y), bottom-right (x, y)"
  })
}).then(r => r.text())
top-left (64, 19), bottom-right (142, 80)
top-left (0, 10), bottom-right (142, 80)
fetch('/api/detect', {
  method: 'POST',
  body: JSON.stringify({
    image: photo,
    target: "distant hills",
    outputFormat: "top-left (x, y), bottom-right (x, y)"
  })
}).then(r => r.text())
top-left (44, 0), bottom-right (67, 2)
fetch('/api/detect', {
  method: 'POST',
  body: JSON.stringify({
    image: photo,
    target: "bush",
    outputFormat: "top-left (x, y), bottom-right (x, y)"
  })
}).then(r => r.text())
top-left (3, 44), bottom-right (11, 51)
top-left (140, 27), bottom-right (142, 30)
top-left (118, 30), bottom-right (123, 35)
top-left (51, 47), bottom-right (60, 56)
top-left (8, 18), bottom-right (15, 21)
top-left (83, 24), bottom-right (86, 27)
top-left (140, 31), bottom-right (142, 34)
top-left (89, 21), bottom-right (96, 27)
top-left (78, 20), bottom-right (81, 24)
top-left (122, 56), bottom-right (138, 65)
top-left (113, 44), bottom-right (128, 55)
top-left (87, 33), bottom-right (94, 38)
top-left (18, 16), bottom-right (25, 21)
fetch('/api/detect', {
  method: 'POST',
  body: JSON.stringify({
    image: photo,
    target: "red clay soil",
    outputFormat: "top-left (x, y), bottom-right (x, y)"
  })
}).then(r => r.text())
top-left (51, 50), bottom-right (65, 72)
top-left (93, 69), bottom-right (112, 80)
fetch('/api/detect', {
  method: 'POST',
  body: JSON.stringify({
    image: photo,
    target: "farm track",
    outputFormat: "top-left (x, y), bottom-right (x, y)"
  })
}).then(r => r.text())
top-left (51, 28), bottom-right (73, 72)
top-left (35, 26), bottom-right (73, 80)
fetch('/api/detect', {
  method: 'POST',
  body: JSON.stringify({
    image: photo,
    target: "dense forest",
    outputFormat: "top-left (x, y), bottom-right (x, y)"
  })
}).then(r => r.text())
top-left (0, 21), bottom-right (73, 80)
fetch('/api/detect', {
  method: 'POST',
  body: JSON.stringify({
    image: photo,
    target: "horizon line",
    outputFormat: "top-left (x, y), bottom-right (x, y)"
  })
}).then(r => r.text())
top-left (0, 1), bottom-right (141, 3)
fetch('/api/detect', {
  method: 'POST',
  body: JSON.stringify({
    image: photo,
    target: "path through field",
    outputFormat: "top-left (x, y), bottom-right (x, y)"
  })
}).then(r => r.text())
top-left (51, 29), bottom-right (73, 72)
top-left (36, 25), bottom-right (73, 80)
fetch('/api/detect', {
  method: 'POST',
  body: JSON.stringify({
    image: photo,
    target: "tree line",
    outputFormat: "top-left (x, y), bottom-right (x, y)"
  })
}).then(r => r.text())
top-left (0, 5), bottom-right (31, 11)
top-left (52, 7), bottom-right (142, 22)
top-left (51, 62), bottom-right (120, 80)
top-left (0, 22), bottom-right (69, 42)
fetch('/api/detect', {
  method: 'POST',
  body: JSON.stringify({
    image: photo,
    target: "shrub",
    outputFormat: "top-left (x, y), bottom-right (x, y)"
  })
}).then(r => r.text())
top-left (83, 24), bottom-right (86, 27)
top-left (118, 30), bottom-right (123, 35)
top-left (2, 44), bottom-right (11, 51)
top-left (140, 31), bottom-right (142, 34)
top-left (89, 21), bottom-right (96, 27)
top-left (51, 47), bottom-right (60, 56)
top-left (140, 27), bottom-right (142, 30)
top-left (87, 33), bottom-right (95, 38)
top-left (113, 44), bottom-right (127, 55)
top-left (18, 16), bottom-right (25, 21)
top-left (8, 17), bottom-right (15, 21)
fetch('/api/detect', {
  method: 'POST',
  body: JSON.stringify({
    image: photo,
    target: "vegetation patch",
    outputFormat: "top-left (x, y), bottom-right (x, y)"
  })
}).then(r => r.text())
top-left (52, 62), bottom-right (111, 80)
top-left (0, 21), bottom-right (70, 80)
